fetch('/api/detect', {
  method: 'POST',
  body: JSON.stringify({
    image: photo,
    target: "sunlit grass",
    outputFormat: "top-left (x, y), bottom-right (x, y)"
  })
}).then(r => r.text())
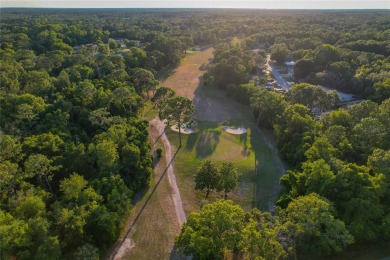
top-left (167, 119), bottom-right (285, 213)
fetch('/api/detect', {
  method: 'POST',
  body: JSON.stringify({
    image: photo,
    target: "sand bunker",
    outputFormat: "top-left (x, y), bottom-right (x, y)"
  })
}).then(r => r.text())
top-left (170, 122), bottom-right (197, 134)
top-left (222, 126), bottom-right (247, 135)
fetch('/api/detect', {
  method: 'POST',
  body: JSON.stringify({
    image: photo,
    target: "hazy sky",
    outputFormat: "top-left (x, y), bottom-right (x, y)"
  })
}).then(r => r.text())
top-left (1, 0), bottom-right (389, 9)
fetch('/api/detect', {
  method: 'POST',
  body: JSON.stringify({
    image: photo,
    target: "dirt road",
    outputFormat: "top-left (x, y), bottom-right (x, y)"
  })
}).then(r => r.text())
top-left (266, 54), bottom-right (291, 90)
top-left (150, 118), bottom-right (187, 226)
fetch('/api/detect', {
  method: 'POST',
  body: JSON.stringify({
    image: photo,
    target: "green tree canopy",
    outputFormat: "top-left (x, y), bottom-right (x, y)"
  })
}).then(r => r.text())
top-left (217, 161), bottom-right (241, 199)
top-left (283, 193), bottom-right (354, 258)
top-left (176, 200), bottom-right (245, 259)
top-left (195, 160), bottom-right (220, 198)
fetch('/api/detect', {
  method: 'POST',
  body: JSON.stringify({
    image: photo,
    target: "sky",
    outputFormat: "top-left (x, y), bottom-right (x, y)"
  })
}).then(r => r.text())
top-left (1, 0), bottom-right (389, 9)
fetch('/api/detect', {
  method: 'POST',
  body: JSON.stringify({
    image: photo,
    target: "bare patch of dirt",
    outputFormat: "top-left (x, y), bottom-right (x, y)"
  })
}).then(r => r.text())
top-left (113, 238), bottom-right (135, 260)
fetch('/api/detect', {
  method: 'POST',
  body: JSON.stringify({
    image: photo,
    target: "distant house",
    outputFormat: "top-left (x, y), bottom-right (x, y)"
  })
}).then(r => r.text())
top-left (284, 61), bottom-right (295, 66)
top-left (115, 38), bottom-right (127, 48)
top-left (274, 88), bottom-right (287, 93)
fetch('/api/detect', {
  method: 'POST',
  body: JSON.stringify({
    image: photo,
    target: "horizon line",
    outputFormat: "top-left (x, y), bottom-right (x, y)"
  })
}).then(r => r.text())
top-left (1, 7), bottom-right (390, 10)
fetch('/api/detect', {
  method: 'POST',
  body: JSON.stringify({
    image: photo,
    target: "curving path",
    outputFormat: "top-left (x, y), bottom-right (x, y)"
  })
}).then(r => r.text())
top-left (150, 118), bottom-right (187, 226)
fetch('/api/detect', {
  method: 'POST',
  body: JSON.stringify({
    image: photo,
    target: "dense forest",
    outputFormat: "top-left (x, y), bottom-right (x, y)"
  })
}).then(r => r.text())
top-left (1, 8), bottom-right (389, 259)
top-left (188, 10), bottom-right (390, 259)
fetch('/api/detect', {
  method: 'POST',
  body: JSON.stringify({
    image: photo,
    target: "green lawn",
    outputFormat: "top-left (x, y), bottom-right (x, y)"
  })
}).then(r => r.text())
top-left (167, 119), bottom-right (285, 213)
top-left (142, 100), bottom-right (158, 121)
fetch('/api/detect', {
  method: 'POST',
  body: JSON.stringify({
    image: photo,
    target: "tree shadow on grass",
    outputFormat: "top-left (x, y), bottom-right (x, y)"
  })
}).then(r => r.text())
top-left (239, 131), bottom-right (248, 145)
top-left (169, 244), bottom-right (190, 260)
top-left (195, 129), bottom-right (221, 158)
top-left (185, 131), bottom-right (200, 151)
top-left (240, 129), bottom-right (250, 157)
top-left (109, 148), bottom-right (180, 260)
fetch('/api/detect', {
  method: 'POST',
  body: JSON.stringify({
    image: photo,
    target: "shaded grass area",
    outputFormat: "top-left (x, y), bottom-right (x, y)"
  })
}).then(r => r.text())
top-left (167, 120), bottom-right (285, 213)
top-left (142, 100), bottom-right (157, 122)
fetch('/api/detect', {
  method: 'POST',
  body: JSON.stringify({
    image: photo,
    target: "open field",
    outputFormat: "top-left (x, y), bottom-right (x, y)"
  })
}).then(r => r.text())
top-left (161, 48), bottom-right (286, 213)
top-left (167, 120), bottom-right (285, 213)
top-left (160, 48), bottom-right (214, 100)
top-left (110, 48), bottom-right (287, 259)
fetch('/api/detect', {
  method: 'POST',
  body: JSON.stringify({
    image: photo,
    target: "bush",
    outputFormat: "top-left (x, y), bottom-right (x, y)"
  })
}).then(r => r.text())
top-left (156, 148), bottom-right (163, 158)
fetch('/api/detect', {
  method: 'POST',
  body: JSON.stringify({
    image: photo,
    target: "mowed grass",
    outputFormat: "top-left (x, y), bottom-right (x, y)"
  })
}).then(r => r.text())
top-left (157, 48), bottom-right (285, 213)
top-left (167, 120), bottom-right (285, 213)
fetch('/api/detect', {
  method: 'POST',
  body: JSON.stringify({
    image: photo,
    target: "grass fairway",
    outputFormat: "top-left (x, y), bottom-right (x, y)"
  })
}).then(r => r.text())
top-left (167, 120), bottom-right (285, 213)
top-left (158, 48), bottom-right (286, 213)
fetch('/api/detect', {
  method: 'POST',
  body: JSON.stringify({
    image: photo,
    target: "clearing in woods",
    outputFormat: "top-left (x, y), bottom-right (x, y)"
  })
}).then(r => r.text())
top-left (108, 48), bottom-right (286, 259)
top-left (161, 48), bottom-right (213, 100)
top-left (107, 116), bottom-right (182, 260)
top-left (161, 48), bottom-right (286, 213)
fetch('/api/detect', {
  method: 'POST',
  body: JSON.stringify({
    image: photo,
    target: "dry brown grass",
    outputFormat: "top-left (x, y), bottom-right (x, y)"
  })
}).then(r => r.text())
top-left (160, 48), bottom-right (213, 100)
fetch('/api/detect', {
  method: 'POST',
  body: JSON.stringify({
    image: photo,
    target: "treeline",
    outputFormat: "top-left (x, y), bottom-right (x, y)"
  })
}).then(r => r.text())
top-left (276, 99), bottom-right (390, 242)
top-left (177, 196), bottom-right (354, 259)
top-left (203, 42), bottom-right (266, 103)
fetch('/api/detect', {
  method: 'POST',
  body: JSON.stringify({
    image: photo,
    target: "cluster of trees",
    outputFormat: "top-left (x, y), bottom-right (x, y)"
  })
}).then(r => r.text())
top-left (176, 195), bottom-right (354, 259)
top-left (276, 99), bottom-right (390, 243)
top-left (194, 160), bottom-right (241, 199)
top-left (245, 82), bottom-right (390, 254)
top-left (241, 74), bottom-right (390, 250)
top-left (151, 86), bottom-right (194, 146)
top-left (203, 42), bottom-right (266, 91)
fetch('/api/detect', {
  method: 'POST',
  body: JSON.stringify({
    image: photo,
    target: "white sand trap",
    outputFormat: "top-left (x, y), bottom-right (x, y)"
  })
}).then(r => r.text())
top-left (170, 123), bottom-right (196, 134)
top-left (223, 126), bottom-right (247, 135)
